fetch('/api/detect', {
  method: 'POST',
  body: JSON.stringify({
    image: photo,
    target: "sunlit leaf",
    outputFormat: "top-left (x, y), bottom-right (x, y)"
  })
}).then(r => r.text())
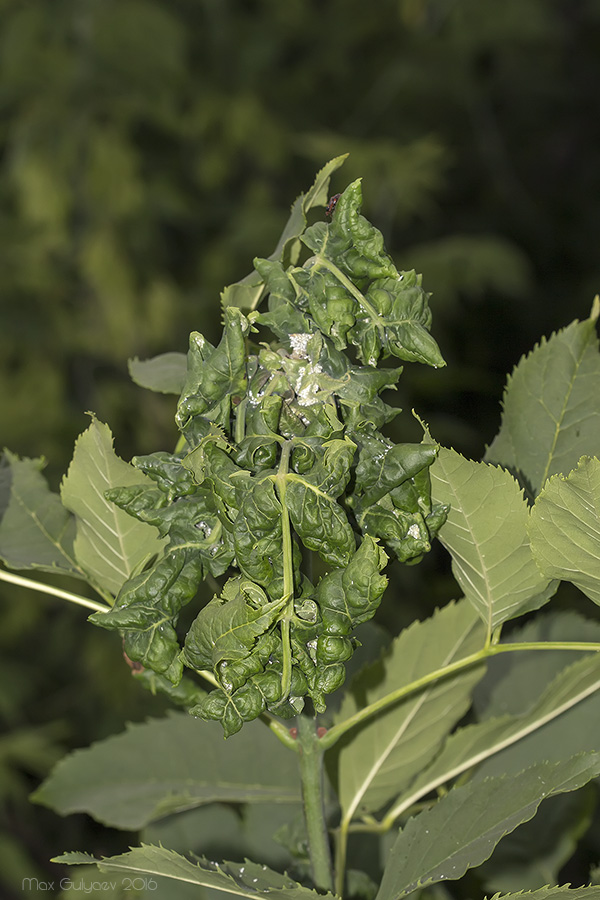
top-left (486, 302), bottom-right (600, 496)
top-left (528, 456), bottom-right (600, 606)
top-left (431, 447), bottom-right (557, 632)
top-left (60, 417), bottom-right (166, 597)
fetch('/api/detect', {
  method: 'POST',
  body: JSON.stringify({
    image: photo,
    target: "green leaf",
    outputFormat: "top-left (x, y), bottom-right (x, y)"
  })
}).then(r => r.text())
top-left (485, 303), bottom-right (600, 495)
top-left (485, 888), bottom-right (600, 900)
top-left (128, 352), bottom-right (187, 394)
top-left (470, 616), bottom-right (600, 781)
top-left (182, 580), bottom-right (287, 671)
top-left (334, 599), bottom-right (486, 822)
top-left (33, 712), bottom-right (300, 829)
top-left (285, 439), bottom-right (356, 566)
top-left (0, 452), bottom-right (80, 576)
top-left (54, 845), bottom-right (332, 900)
top-left (479, 789), bottom-right (595, 893)
top-left (176, 307), bottom-right (249, 429)
top-left (90, 556), bottom-right (201, 683)
top-left (375, 753), bottom-right (600, 900)
top-left (232, 477), bottom-right (288, 598)
top-left (430, 447), bottom-right (557, 632)
top-left (298, 181), bottom-right (444, 368)
top-left (269, 153), bottom-right (349, 268)
top-left (528, 456), bottom-right (600, 606)
top-left (143, 801), bottom-right (300, 873)
top-left (385, 651), bottom-right (600, 826)
top-left (221, 155), bottom-right (349, 310)
top-left (473, 611), bottom-right (600, 720)
top-left (315, 535), bottom-right (388, 639)
top-left (350, 434), bottom-right (446, 563)
top-left (60, 416), bottom-right (166, 597)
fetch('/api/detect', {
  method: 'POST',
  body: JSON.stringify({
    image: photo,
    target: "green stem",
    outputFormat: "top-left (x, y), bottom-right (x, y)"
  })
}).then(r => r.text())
top-left (0, 568), bottom-right (110, 614)
top-left (275, 441), bottom-right (295, 701)
top-left (334, 822), bottom-right (348, 898)
top-left (317, 256), bottom-right (384, 331)
top-left (320, 640), bottom-right (600, 751)
top-left (297, 714), bottom-right (334, 894)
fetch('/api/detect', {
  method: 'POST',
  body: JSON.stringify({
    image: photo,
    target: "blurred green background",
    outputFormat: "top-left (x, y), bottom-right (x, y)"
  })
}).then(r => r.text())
top-left (1, 0), bottom-right (600, 895)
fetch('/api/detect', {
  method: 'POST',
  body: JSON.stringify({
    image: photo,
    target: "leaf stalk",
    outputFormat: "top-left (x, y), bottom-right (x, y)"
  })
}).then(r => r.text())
top-left (319, 640), bottom-right (600, 751)
top-left (0, 568), bottom-right (110, 614)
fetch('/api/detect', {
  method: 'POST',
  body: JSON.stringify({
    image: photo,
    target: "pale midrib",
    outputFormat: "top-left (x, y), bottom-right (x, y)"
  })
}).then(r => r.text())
top-left (440, 472), bottom-right (495, 637)
top-left (384, 671), bottom-right (600, 827)
top-left (70, 450), bottom-right (153, 583)
top-left (13, 489), bottom-right (81, 573)
top-left (342, 621), bottom-right (477, 828)
top-left (539, 342), bottom-right (587, 488)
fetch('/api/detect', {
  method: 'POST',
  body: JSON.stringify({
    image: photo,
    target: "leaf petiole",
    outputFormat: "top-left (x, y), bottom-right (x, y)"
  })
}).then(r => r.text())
top-left (320, 640), bottom-right (600, 751)
top-left (0, 568), bottom-right (110, 614)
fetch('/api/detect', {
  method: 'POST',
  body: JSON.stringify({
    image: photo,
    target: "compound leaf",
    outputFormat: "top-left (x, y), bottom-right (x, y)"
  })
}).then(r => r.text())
top-left (528, 456), bottom-right (600, 606)
top-left (386, 651), bottom-right (600, 825)
top-left (335, 599), bottom-right (486, 822)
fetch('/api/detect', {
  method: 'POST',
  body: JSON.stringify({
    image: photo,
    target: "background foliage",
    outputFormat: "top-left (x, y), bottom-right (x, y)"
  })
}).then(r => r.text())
top-left (1, 1), bottom-right (599, 897)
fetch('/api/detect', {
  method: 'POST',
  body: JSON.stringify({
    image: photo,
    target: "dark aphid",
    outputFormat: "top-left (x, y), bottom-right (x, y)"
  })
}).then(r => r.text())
top-left (326, 193), bottom-right (341, 217)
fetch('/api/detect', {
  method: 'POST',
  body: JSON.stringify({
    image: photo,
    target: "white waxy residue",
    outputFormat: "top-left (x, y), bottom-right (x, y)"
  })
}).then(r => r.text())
top-left (296, 363), bottom-right (323, 406)
top-left (407, 524), bottom-right (420, 539)
top-left (289, 333), bottom-right (312, 358)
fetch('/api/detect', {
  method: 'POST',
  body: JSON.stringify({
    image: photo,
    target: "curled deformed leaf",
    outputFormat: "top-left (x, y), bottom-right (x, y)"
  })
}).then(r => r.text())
top-left (84, 162), bottom-right (444, 734)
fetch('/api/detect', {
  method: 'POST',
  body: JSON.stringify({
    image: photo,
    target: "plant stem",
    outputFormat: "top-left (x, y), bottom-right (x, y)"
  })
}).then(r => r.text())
top-left (296, 714), bottom-right (334, 894)
top-left (0, 568), bottom-right (110, 613)
top-left (275, 441), bottom-right (295, 701)
top-left (334, 822), bottom-right (349, 898)
top-left (320, 639), bottom-right (600, 751)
